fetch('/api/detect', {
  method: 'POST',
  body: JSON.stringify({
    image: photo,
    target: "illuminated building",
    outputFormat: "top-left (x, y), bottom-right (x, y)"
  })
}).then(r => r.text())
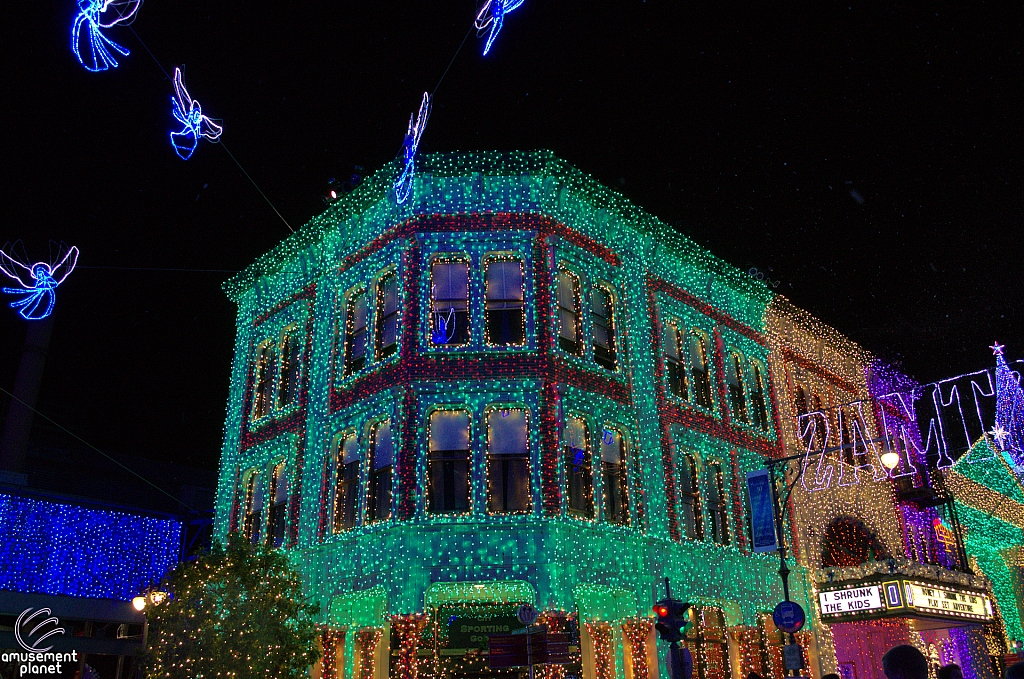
top-left (215, 150), bottom-right (814, 679)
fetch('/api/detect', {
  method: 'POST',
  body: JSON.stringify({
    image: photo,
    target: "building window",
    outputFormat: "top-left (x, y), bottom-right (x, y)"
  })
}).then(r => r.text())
top-left (366, 420), bottom-right (393, 523)
top-left (678, 453), bottom-right (701, 540)
top-left (487, 408), bottom-right (530, 514)
top-left (591, 286), bottom-right (616, 370)
top-left (749, 361), bottom-right (769, 430)
top-left (725, 350), bottom-right (749, 424)
top-left (600, 428), bottom-right (628, 525)
top-left (375, 272), bottom-right (400, 360)
top-left (343, 289), bottom-right (368, 376)
top-left (563, 417), bottom-right (593, 518)
top-left (277, 328), bottom-right (302, 409)
top-left (252, 343), bottom-right (275, 420)
top-left (268, 461), bottom-right (287, 548)
top-left (555, 269), bottom-right (582, 356)
top-left (706, 462), bottom-right (729, 546)
top-left (431, 259), bottom-right (470, 345)
top-left (242, 470), bottom-right (264, 544)
top-left (427, 409), bottom-right (471, 514)
top-left (689, 331), bottom-right (714, 409)
top-left (485, 258), bottom-right (525, 346)
top-left (333, 433), bottom-right (360, 532)
top-left (663, 322), bottom-right (688, 399)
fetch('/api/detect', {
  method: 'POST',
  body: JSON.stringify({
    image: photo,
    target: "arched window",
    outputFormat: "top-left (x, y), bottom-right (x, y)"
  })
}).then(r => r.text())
top-left (591, 286), bottom-right (616, 370)
top-left (427, 409), bottom-right (471, 514)
top-left (725, 350), bottom-right (749, 424)
top-left (749, 360), bottom-right (769, 430)
top-left (663, 322), bottom-right (688, 400)
top-left (343, 289), bottom-right (368, 376)
top-left (252, 343), bottom-right (275, 420)
top-left (277, 328), bottom-right (302, 409)
top-left (487, 408), bottom-right (530, 513)
top-left (431, 258), bottom-right (470, 345)
top-left (564, 417), bottom-right (593, 518)
top-left (810, 393), bottom-right (827, 450)
top-left (555, 269), bottom-right (583, 356)
top-left (484, 258), bottom-right (525, 346)
top-left (366, 420), bottom-right (393, 523)
top-left (689, 331), bottom-right (713, 409)
top-left (332, 432), bottom-right (360, 532)
top-left (375, 272), bottom-right (399, 359)
top-left (678, 453), bottom-right (701, 540)
top-left (268, 461), bottom-right (288, 547)
top-left (706, 462), bottom-right (730, 545)
top-left (242, 470), bottom-right (264, 544)
top-left (600, 428), bottom-right (628, 525)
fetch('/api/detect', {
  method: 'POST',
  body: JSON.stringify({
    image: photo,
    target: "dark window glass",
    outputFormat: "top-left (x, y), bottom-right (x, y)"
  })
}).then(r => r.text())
top-left (726, 351), bottom-right (749, 424)
top-left (601, 428), bottom-right (628, 525)
top-left (678, 454), bottom-right (701, 540)
top-left (706, 463), bottom-right (730, 545)
top-left (592, 287), bottom-right (616, 370)
top-left (277, 330), bottom-right (301, 409)
top-left (431, 261), bottom-right (470, 345)
top-left (268, 462), bottom-right (287, 548)
top-left (485, 259), bottom-right (525, 346)
top-left (664, 322), bottom-right (687, 399)
top-left (487, 409), bottom-right (530, 513)
top-left (689, 332), bottom-right (713, 409)
top-left (749, 362), bottom-right (769, 430)
top-left (556, 271), bottom-right (582, 355)
top-left (333, 433), bottom-right (360, 532)
top-left (428, 410), bottom-right (471, 514)
top-left (343, 291), bottom-right (368, 375)
top-left (243, 471), bottom-right (264, 544)
top-left (367, 421), bottom-right (393, 522)
top-left (375, 273), bottom-right (400, 359)
top-left (564, 417), bottom-right (594, 518)
top-left (252, 344), bottom-right (275, 420)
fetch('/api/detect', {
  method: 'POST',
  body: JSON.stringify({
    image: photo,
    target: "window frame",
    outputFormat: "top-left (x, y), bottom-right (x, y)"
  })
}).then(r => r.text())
top-left (242, 468), bottom-right (264, 544)
top-left (483, 255), bottom-right (526, 347)
top-left (251, 341), bottom-right (276, 421)
top-left (748, 359), bottom-right (770, 431)
top-left (600, 426), bottom-right (629, 526)
top-left (429, 255), bottom-right (472, 347)
top-left (365, 419), bottom-right (394, 524)
top-left (705, 461), bottom-right (730, 546)
top-left (591, 284), bottom-right (617, 370)
top-left (663, 320), bottom-right (688, 400)
top-left (688, 329), bottom-right (715, 410)
top-left (677, 451), bottom-right (703, 540)
top-left (725, 349), bottom-right (750, 425)
top-left (563, 415), bottom-right (594, 519)
top-left (374, 270), bottom-right (400, 361)
top-left (268, 460), bottom-right (288, 548)
top-left (485, 406), bottom-right (532, 515)
top-left (276, 325), bottom-right (302, 410)
top-left (555, 268), bottom-right (584, 357)
top-left (331, 430), bottom-right (361, 533)
top-left (341, 287), bottom-right (369, 377)
top-left (426, 408), bottom-right (473, 515)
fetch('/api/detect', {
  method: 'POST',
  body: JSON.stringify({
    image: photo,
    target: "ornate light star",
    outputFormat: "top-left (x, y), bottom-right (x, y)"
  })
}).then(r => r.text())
top-left (990, 423), bottom-right (1009, 449)
top-left (991, 341), bottom-right (1005, 356)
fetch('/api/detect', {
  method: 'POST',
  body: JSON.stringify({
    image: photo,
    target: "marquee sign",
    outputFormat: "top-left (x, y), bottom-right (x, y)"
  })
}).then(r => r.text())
top-left (818, 579), bottom-right (992, 626)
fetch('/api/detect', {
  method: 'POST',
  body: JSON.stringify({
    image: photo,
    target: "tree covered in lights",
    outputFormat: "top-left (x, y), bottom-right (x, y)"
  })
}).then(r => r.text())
top-left (142, 535), bottom-right (320, 679)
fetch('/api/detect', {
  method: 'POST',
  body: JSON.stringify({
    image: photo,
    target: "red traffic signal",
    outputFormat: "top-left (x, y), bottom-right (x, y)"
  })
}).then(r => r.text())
top-left (653, 604), bottom-right (670, 617)
top-left (653, 598), bottom-right (691, 643)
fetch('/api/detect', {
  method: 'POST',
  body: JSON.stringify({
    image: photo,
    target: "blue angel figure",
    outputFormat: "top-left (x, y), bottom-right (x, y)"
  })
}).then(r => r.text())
top-left (170, 67), bottom-right (224, 160)
top-left (71, 0), bottom-right (142, 72)
top-left (1, 246), bottom-right (79, 320)
top-left (474, 0), bottom-right (525, 56)
top-left (394, 92), bottom-right (430, 204)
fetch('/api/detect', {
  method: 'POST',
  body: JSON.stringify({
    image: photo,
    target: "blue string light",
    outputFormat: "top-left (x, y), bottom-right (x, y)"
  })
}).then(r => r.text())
top-left (71, 0), bottom-right (142, 72)
top-left (474, 0), bottom-right (525, 56)
top-left (0, 493), bottom-right (182, 600)
top-left (0, 246), bottom-right (79, 321)
top-left (169, 67), bottom-right (224, 161)
top-left (394, 92), bottom-right (430, 204)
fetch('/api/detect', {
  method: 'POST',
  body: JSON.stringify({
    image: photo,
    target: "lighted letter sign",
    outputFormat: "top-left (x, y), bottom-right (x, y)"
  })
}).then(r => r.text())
top-left (818, 586), bottom-right (884, 615)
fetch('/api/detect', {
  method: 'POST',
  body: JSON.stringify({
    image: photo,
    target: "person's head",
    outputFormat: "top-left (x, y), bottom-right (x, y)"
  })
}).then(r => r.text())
top-left (746, 673), bottom-right (764, 679)
top-left (1006, 661), bottom-right (1024, 679)
top-left (882, 645), bottom-right (929, 679)
top-left (822, 673), bottom-right (841, 679)
top-left (937, 664), bottom-right (963, 679)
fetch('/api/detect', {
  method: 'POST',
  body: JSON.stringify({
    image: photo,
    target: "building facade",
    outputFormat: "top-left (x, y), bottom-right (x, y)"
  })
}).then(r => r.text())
top-left (215, 151), bottom-right (820, 679)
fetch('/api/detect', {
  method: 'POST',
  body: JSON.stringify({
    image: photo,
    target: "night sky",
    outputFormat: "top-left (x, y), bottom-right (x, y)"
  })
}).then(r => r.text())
top-left (1, 2), bottom-right (1019, 471)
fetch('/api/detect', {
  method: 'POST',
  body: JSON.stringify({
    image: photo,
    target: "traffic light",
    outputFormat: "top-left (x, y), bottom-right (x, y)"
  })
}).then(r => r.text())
top-left (653, 598), bottom-right (691, 643)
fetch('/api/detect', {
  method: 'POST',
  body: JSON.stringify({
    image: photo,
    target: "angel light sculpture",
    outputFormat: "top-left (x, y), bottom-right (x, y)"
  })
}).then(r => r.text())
top-left (1, 246), bottom-right (79, 320)
top-left (71, 0), bottom-right (142, 72)
top-left (474, 0), bottom-right (524, 56)
top-left (394, 92), bottom-right (430, 205)
top-left (170, 67), bottom-right (224, 160)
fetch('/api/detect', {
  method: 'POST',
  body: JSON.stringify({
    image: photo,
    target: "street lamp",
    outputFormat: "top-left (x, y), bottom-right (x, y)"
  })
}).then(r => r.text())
top-left (132, 589), bottom-right (169, 611)
top-left (880, 449), bottom-right (901, 471)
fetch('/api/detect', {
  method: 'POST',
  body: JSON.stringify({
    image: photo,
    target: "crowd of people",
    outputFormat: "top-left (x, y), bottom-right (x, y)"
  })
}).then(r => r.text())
top-left (742, 646), bottom-right (1024, 679)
